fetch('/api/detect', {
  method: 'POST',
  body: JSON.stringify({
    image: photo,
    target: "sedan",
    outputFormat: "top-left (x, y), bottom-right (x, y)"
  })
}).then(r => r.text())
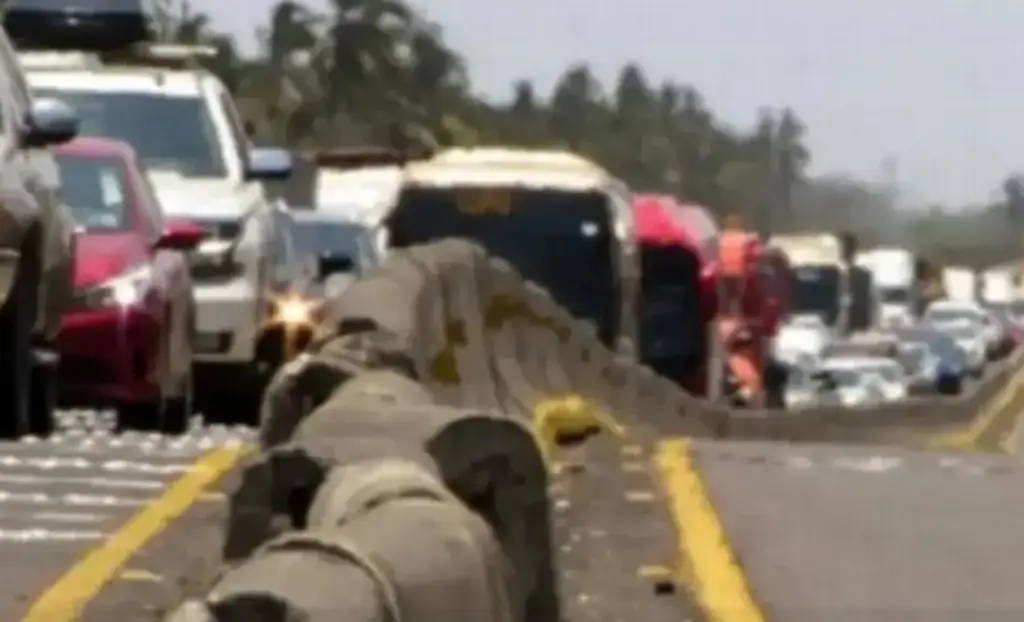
top-left (937, 322), bottom-right (988, 378)
top-left (55, 137), bottom-right (204, 433)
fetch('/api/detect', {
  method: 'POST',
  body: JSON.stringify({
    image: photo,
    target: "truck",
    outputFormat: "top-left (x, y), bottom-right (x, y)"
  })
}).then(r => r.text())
top-left (856, 247), bottom-right (914, 327)
top-left (768, 233), bottom-right (871, 335)
top-left (635, 200), bottom-right (790, 406)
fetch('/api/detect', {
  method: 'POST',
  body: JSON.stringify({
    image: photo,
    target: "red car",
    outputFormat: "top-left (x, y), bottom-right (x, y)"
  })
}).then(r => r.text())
top-left (54, 137), bottom-right (205, 434)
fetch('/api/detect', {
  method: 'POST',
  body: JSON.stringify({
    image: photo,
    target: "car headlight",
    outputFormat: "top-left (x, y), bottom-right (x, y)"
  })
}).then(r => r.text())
top-left (270, 294), bottom-right (322, 326)
top-left (78, 264), bottom-right (153, 308)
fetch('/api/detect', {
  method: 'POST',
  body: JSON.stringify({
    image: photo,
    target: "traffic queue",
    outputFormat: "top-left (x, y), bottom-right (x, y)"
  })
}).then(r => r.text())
top-left (0, 0), bottom-right (1017, 442)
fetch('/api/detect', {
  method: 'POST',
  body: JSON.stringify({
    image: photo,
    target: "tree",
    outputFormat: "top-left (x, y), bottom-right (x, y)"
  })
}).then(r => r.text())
top-left (161, 1), bottom-right (1013, 265)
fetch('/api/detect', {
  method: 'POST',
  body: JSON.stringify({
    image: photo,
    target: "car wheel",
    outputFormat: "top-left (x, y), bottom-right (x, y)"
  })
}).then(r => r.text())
top-left (0, 241), bottom-right (39, 440)
top-left (26, 350), bottom-right (57, 438)
top-left (116, 400), bottom-right (163, 433)
top-left (162, 374), bottom-right (193, 436)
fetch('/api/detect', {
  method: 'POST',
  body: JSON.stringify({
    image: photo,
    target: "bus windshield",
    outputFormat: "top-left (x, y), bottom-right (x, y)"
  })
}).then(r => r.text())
top-left (791, 265), bottom-right (841, 327)
top-left (387, 186), bottom-right (619, 345)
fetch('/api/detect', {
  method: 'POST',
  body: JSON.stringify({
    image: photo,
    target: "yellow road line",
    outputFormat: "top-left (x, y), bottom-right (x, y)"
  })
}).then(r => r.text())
top-left (999, 401), bottom-right (1024, 455)
top-left (21, 445), bottom-right (249, 622)
top-left (655, 438), bottom-right (765, 622)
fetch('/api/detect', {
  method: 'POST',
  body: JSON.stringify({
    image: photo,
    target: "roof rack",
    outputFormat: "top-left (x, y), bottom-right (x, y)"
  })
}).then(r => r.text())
top-left (18, 50), bottom-right (105, 71)
top-left (4, 0), bottom-right (157, 52)
top-left (17, 43), bottom-right (218, 72)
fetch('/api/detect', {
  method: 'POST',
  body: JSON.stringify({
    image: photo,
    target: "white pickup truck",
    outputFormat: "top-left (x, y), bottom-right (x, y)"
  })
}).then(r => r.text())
top-left (23, 45), bottom-right (296, 423)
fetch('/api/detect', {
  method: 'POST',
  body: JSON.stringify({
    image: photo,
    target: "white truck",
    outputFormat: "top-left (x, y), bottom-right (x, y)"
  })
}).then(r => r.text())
top-left (22, 45), bottom-right (296, 423)
top-left (769, 233), bottom-right (858, 334)
top-left (941, 266), bottom-right (977, 302)
top-left (856, 248), bottom-right (914, 327)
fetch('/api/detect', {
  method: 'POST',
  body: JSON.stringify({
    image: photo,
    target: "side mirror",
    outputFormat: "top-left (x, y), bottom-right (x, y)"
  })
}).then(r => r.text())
top-left (22, 98), bottom-right (78, 148)
top-left (317, 252), bottom-right (354, 279)
top-left (155, 219), bottom-right (205, 251)
top-left (245, 147), bottom-right (293, 181)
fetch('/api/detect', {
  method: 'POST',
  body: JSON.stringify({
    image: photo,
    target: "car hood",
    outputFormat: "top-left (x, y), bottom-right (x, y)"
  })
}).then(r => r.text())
top-left (73, 232), bottom-right (145, 289)
top-left (147, 171), bottom-right (262, 221)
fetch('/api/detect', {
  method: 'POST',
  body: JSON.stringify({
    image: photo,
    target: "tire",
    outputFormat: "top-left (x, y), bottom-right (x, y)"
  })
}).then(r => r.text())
top-left (200, 365), bottom-right (264, 427)
top-left (0, 235), bottom-right (40, 440)
top-left (162, 373), bottom-right (192, 436)
top-left (27, 352), bottom-right (56, 438)
top-left (116, 401), bottom-right (162, 433)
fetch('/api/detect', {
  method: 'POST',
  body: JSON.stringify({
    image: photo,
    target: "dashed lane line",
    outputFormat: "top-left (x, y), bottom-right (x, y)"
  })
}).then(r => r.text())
top-left (655, 438), bottom-right (765, 622)
top-left (19, 444), bottom-right (250, 622)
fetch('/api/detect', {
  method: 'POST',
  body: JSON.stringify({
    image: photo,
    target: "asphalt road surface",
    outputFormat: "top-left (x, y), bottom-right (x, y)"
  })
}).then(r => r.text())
top-left (0, 411), bottom-right (251, 621)
top-left (687, 439), bottom-right (1024, 622)
top-left (7, 411), bottom-right (1024, 622)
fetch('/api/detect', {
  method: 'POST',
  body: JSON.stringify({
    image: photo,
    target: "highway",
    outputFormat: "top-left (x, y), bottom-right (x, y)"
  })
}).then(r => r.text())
top-left (5, 405), bottom-right (1024, 621)
top-left (665, 437), bottom-right (1024, 622)
top-left (1, 412), bottom-right (250, 622)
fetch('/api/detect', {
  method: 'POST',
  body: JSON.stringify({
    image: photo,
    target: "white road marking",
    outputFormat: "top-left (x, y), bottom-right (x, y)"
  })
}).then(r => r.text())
top-left (0, 528), bottom-right (106, 542)
top-left (0, 490), bottom-right (148, 507)
top-left (833, 456), bottom-right (903, 473)
top-left (0, 473), bottom-right (166, 490)
top-left (2, 510), bottom-right (110, 524)
top-left (0, 455), bottom-right (194, 475)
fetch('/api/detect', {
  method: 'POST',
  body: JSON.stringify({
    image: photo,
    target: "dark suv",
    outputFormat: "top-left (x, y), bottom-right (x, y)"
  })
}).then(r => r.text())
top-left (0, 28), bottom-right (79, 438)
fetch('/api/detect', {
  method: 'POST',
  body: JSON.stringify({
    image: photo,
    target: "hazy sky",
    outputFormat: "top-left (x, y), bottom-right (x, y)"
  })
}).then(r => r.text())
top-left (200, 0), bottom-right (1024, 206)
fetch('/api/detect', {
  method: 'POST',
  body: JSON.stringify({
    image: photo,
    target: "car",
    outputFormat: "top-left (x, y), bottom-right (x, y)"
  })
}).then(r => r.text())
top-left (984, 305), bottom-right (1022, 356)
top-left (783, 361), bottom-right (820, 410)
top-left (53, 137), bottom-right (204, 433)
top-left (816, 361), bottom-right (888, 408)
top-left (934, 321), bottom-right (987, 378)
top-left (20, 33), bottom-right (298, 423)
top-left (924, 298), bottom-right (1004, 356)
top-left (0, 26), bottom-right (81, 438)
top-left (773, 314), bottom-right (830, 364)
top-left (823, 355), bottom-right (907, 402)
top-left (896, 341), bottom-right (941, 394)
top-left (896, 327), bottom-right (967, 394)
top-left (291, 208), bottom-right (382, 296)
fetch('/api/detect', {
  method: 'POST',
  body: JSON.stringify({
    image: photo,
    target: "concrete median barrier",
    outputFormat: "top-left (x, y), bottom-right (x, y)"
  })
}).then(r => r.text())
top-left (170, 494), bottom-right (516, 622)
top-left (184, 238), bottom-right (1024, 622)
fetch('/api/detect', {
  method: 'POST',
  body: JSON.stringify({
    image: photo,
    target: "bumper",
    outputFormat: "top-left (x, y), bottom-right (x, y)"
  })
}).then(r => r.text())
top-left (57, 305), bottom-right (162, 405)
top-left (193, 278), bottom-right (261, 363)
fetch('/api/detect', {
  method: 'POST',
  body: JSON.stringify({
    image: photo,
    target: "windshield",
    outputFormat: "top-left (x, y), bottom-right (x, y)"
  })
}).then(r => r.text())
top-left (55, 153), bottom-right (131, 231)
top-left (639, 243), bottom-right (704, 369)
top-left (34, 89), bottom-right (226, 178)
top-left (880, 287), bottom-right (909, 303)
top-left (790, 266), bottom-right (841, 326)
top-left (293, 220), bottom-right (365, 260)
top-left (387, 186), bottom-right (619, 346)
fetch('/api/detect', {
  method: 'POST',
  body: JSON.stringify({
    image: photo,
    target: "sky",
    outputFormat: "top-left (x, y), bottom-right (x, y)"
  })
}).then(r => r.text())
top-left (199, 0), bottom-right (1024, 207)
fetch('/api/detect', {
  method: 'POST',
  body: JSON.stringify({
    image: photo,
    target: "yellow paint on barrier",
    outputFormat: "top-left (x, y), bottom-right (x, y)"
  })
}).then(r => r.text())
top-left (931, 366), bottom-right (1024, 450)
top-left (530, 394), bottom-right (626, 465)
top-left (20, 445), bottom-right (249, 622)
top-left (656, 438), bottom-right (765, 622)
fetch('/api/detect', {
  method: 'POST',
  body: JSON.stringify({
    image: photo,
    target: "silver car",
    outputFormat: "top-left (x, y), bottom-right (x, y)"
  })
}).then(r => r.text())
top-left (0, 30), bottom-right (78, 438)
